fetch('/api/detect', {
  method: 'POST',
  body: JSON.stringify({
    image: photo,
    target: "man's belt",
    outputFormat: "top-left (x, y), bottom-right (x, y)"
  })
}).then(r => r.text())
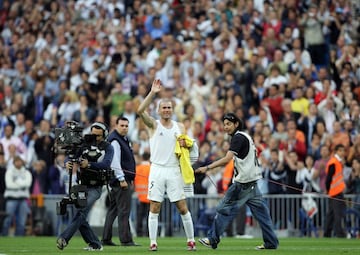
top-left (237, 181), bottom-right (257, 190)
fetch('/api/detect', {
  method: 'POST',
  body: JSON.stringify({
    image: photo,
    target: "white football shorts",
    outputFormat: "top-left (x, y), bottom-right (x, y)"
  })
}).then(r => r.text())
top-left (148, 164), bottom-right (186, 202)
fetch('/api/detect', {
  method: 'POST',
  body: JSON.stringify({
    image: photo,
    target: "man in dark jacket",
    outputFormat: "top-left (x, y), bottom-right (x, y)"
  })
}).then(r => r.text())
top-left (101, 116), bottom-right (139, 246)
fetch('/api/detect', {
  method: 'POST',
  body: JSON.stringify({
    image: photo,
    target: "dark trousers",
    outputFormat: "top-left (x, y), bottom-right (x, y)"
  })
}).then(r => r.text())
top-left (324, 193), bottom-right (346, 238)
top-left (102, 184), bottom-right (133, 244)
top-left (136, 201), bottom-right (149, 237)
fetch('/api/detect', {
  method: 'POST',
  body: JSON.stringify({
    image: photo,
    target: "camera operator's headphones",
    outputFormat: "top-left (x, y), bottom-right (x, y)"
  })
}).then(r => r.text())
top-left (91, 122), bottom-right (109, 139)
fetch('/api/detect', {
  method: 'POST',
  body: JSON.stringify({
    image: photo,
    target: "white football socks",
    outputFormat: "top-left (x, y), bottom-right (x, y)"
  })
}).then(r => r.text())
top-left (148, 212), bottom-right (159, 245)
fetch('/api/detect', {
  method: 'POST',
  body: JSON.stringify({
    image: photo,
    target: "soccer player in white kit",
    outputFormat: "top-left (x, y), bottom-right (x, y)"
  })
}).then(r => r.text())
top-left (137, 79), bottom-right (196, 251)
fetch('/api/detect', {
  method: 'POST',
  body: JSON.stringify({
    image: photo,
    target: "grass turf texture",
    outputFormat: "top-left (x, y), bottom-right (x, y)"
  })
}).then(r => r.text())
top-left (0, 237), bottom-right (359, 255)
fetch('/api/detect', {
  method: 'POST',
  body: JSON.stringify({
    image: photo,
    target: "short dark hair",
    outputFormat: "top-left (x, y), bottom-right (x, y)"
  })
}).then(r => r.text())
top-left (222, 113), bottom-right (243, 130)
top-left (117, 116), bottom-right (129, 123)
top-left (142, 151), bottom-right (150, 161)
top-left (334, 144), bottom-right (345, 152)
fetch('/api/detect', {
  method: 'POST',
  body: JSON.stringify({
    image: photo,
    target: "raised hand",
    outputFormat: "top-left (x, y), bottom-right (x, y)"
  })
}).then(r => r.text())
top-left (151, 79), bottom-right (162, 93)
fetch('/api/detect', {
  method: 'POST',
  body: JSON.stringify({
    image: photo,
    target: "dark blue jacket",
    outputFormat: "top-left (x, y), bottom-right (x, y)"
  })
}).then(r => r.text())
top-left (108, 130), bottom-right (136, 182)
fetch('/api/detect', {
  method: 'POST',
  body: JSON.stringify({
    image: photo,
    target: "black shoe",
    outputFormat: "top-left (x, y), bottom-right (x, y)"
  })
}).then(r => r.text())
top-left (121, 242), bottom-right (141, 246)
top-left (101, 240), bottom-right (118, 246)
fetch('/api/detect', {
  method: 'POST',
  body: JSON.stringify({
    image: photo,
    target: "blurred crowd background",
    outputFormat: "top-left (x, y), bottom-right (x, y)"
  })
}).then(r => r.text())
top-left (0, 0), bottom-right (360, 234)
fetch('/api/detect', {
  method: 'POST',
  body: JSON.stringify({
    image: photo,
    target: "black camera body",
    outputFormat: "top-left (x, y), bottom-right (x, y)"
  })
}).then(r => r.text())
top-left (56, 184), bottom-right (88, 215)
top-left (55, 121), bottom-right (84, 158)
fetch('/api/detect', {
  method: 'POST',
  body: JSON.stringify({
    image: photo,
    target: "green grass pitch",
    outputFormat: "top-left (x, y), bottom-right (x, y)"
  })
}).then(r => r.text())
top-left (0, 237), bottom-right (359, 255)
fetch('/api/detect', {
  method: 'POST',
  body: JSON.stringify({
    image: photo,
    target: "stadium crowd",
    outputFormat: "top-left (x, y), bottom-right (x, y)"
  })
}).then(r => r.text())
top-left (0, 0), bottom-right (360, 236)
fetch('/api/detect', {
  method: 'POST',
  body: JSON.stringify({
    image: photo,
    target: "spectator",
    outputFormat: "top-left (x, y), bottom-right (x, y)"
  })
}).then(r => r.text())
top-left (256, 45), bottom-right (270, 71)
top-left (2, 156), bottom-right (32, 236)
top-left (134, 128), bottom-right (150, 157)
top-left (278, 98), bottom-right (300, 123)
top-left (267, 49), bottom-right (289, 76)
top-left (192, 121), bottom-right (206, 145)
top-left (245, 105), bottom-right (260, 131)
top-left (272, 121), bottom-right (288, 143)
top-left (313, 144), bottom-right (331, 193)
top-left (263, 64), bottom-right (288, 89)
top-left (57, 90), bottom-right (81, 126)
top-left (0, 124), bottom-right (27, 162)
top-left (300, 4), bottom-right (327, 67)
top-left (297, 103), bottom-right (324, 147)
top-left (317, 93), bottom-right (344, 134)
top-left (213, 30), bottom-right (238, 62)
top-left (30, 160), bottom-right (48, 195)
top-left (244, 55), bottom-right (266, 106)
top-left (347, 134), bottom-right (360, 165)
top-left (144, 7), bottom-right (170, 40)
top-left (314, 120), bottom-right (330, 146)
top-left (291, 87), bottom-right (310, 117)
top-left (313, 68), bottom-right (337, 104)
top-left (45, 66), bottom-right (61, 102)
top-left (284, 119), bottom-right (307, 161)
top-left (122, 99), bottom-right (138, 139)
top-left (48, 153), bottom-right (67, 195)
top-left (348, 102), bottom-right (360, 133)
top-left (261, 83), bottom-right (283, 125)
top-left (283, 38), bottom-right (312, 68)
top-left (72, 94), bottom-right (97, 126)
top-left (34, 132), bottom-right (54, 169)
top-left (104, 81), bottom-right (132, 118)
top-left (12, 112), bottom-right (26, 138)
top-left (307, 132), bottom-right (323, 160)
top-left (0, 108), bottom-right (15, 138)
top-left (0, 148), bottom-right (6, 227)
top-left (263, 9), bottom-right (282, 41)
top-left (330, 120), bottom-right (350, 153)
top-left (26, 81), bottom-right (50, 125)
top-left (266, 149), bottom-right (287, 194)
top-left (346, 157), bottom-right (360, 213)
top-left (296, 154), bottom-right (321, 193)
top-left (283, 150), bottom-right (303, 194)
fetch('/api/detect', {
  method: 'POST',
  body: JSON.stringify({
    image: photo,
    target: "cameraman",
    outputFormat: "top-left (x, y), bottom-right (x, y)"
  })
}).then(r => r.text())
top-left (56, 122), bottom-right (114, 251)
